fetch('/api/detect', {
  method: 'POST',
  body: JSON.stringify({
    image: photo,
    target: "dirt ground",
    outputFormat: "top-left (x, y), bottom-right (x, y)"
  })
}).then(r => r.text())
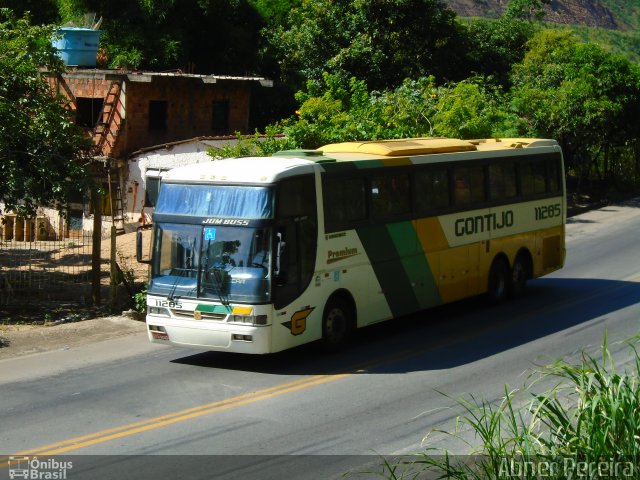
top-left (0, 230), bottom-right (151, 360)
top-left (0, 313), bottom-right (147, 360)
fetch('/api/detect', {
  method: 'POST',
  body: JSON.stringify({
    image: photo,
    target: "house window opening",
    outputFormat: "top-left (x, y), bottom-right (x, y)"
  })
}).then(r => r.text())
top-left (144, 176), bottom-right (161, 207)
top-left (148, 100), bottom-right (168, 131)
top-left (76, 97), bottom-right (104, 128)
top-left (212, 100), bottom-right (229, 131)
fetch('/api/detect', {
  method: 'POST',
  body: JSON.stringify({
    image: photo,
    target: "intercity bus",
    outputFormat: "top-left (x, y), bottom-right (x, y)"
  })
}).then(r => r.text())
top-left (137, 137), bottom-right (566, 354)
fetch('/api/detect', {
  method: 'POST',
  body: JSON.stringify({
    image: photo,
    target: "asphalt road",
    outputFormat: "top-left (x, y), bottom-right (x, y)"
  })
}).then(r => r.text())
top-left (1, 200), bottom-right (640, 480)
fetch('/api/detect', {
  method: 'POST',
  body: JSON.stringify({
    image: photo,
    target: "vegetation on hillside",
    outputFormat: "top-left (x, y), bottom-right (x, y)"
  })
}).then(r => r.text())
top-left (219, 1), bottom-right (640, 192)
top-left (2, 0), bottom-right (640, 206)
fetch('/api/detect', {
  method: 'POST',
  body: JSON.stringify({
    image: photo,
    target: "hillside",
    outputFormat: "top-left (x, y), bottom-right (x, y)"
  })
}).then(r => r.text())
top-left (445, 0), bottom-right (637, 30)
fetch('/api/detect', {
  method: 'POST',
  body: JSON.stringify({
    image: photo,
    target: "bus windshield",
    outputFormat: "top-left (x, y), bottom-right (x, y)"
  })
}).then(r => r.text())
top-left (149, 223), bottom-right (272, 304)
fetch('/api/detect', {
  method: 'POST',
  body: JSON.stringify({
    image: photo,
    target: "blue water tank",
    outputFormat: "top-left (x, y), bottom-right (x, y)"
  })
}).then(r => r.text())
top-left (53, 27), bottom-right (101, 67)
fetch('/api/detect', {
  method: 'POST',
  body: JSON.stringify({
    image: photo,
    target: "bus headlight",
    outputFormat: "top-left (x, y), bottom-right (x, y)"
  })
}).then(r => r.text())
top-left (230, 315), bottom-right (253, 324)
top-left (148, 306), bottom-right (170, 316)
top-left (228, 309), bottom-right (269, 326)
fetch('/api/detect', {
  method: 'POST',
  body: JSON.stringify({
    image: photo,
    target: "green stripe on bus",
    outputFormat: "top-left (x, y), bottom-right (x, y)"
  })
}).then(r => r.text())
top-left (386, 222), bottom-right (441, 309)
top-left (356, 224), bottom-right (421, 317)
top-left (320, 162), bottom-right (359, 174)
top-left (353, 160), bottom-right (385, 169)
top-left (196, 304), bottom-right (232, 314)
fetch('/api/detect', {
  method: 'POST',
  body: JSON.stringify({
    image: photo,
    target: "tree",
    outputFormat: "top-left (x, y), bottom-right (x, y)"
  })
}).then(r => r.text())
top-left (432, 79), bottom-right (518, 139)
top-left (0, 10), bottom-right (93, 216)
top-left (511, 29), bottom-right (640, 184)
top-left (0, 0), bottom-right (59, 24)
top-left (275, 74), bottom-right (516, 149)
top-left (504, 0), bottom-right (551, 21)
top-left (267, 0), bottom-right (468, 92)
top-left (462, 17), bottom-right (536, 88)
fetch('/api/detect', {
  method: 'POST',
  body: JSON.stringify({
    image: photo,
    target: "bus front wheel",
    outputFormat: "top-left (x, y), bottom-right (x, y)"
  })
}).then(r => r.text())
top-left (321, 298), bottom-right (352, 351)
top-left (488, 257), bottom-right (509, 304)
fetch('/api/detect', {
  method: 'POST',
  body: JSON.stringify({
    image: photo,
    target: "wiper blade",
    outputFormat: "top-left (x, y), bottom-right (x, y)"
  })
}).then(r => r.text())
top-left (210, 267), bottom-right (230, 306)
top-left (200, 241), bottom-right (231, 306)
top-left (167, 268), bottom-right (196, 300)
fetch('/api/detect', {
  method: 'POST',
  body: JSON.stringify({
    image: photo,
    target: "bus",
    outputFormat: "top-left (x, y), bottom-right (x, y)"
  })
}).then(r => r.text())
top-left (137, 137), bottom-right (566, 354)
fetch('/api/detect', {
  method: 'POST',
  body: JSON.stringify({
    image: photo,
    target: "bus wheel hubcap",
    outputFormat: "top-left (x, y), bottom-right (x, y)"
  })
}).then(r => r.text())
top-left (326, 308), bottom-right (345, 340)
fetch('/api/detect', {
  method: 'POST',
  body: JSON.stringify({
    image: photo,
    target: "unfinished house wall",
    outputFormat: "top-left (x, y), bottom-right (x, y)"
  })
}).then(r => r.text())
top-left (39, 70), bottom-right (270, 236)
top-left (121, 76), bottom-right (252, 155)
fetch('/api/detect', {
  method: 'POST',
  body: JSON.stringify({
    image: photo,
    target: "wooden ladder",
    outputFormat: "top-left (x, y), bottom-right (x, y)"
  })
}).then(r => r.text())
top-left (94, 80), bottom-right (123, 156)
top-left (107, 170), bottom-right (126, 235)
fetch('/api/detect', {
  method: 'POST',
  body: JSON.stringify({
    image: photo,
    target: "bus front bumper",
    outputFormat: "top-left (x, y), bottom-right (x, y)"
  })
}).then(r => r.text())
top-left (146, 316), bottom-right (272, 354)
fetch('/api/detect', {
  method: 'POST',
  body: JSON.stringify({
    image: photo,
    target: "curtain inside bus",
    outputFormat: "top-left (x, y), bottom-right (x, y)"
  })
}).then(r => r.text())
top-left (156, 184), bottom-right (274, 218)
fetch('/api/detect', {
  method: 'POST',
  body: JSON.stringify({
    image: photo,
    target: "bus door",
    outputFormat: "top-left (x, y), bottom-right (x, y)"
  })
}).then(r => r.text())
top-left (272, 176), bottom-right (318, 310)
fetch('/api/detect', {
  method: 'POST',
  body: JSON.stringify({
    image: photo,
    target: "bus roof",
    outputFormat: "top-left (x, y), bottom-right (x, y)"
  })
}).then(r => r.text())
top-left (319, 137), bottom-right (477, 156)
top-left (313, 137), bottom-right (560, 166)
top-left (160, 156), bottom-right (316, 184)
top-left (159, 137), bottom-right (560, 184)
top-left (318, 137), bottom-right (558, 157)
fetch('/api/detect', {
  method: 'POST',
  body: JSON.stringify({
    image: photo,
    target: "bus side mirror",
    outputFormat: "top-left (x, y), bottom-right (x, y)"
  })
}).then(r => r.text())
top-left (275, 231), bottom-right (286, 279)
top-left (136, 226), bottom-right (152, 264)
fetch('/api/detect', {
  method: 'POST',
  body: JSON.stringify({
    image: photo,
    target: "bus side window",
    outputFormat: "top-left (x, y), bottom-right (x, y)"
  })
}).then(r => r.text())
top-left (489, 162), bottom-right (517, 201)
top-left (454, 166), bottom-right (485, 206)
top-left (547, 157), bottom-right (561, 193)
top-left (415, 168), bottom-right (450, 212)
top-left (521, 160), bottom-right (546, 196)
top-left (323, 176), bottom-right (366, 231)
top-left (370, 173), bottom-right (410, 219)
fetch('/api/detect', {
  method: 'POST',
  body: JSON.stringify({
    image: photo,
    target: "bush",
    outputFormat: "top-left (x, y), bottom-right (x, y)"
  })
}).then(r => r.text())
top-left (133, 285), bottom-right (147, 313)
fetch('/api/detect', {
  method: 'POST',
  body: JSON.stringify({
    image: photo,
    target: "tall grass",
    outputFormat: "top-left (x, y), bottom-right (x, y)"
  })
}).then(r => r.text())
top-left (383, 336), bottom-right (640, 479)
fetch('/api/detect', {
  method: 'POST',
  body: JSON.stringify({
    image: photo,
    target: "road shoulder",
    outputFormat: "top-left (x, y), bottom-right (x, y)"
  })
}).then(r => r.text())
top-left (0, 316), bottom-right (147, 360)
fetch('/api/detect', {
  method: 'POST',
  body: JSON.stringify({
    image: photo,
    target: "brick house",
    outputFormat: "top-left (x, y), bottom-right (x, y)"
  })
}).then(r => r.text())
top-left (24, 68), bottom-right (272, 239)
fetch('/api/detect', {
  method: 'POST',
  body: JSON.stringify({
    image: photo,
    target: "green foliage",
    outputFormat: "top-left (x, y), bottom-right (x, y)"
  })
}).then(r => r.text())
top-left (277, 73), bottom-right (517, 148)
top-left (462, 17), bottom-right (537, 88)
top-left (133, 285), bottom-right (147, 313)
top-left (504, 0), bottom-right (551, 21)
top-left (380, 336), bottom-right (640, 479)
top-left (510, 30), bottom-right (640, 183)
top-left (209, 126), bottom-right (298, 159)
top-left (1, 0), bottom-right (59, 24)
top-left (267, 0), bottom-right (468, 92)
top-left (560, 23), bottom-right (640, 65)
top-left (432, 79), bottom-right (520, 139)
top-left (249, 0), bottom-right (299, 26)
top-left (0, 10), bottom-right (93, 216)
top-left (55, 0), bottom-right (87, 24)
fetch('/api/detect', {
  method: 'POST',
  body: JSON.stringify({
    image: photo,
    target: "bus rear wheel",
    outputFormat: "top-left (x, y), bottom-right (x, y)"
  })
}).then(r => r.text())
top-left (321, 298), bottom-right (352, 351)
top-left (509, 253), bottom-right (530, 298)
top-left (488, 257), bottom-right (509, 304)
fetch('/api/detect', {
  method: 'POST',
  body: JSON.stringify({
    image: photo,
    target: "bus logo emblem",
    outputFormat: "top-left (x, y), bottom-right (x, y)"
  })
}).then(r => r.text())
top-left (282, 307), bottom-right (315, 336)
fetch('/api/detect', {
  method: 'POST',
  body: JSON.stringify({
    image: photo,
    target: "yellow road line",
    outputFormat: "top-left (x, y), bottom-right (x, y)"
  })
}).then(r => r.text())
top-left (3, 372), bottom-right (350, 459)
top-left (2, 338), bottom-right (439, 461)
